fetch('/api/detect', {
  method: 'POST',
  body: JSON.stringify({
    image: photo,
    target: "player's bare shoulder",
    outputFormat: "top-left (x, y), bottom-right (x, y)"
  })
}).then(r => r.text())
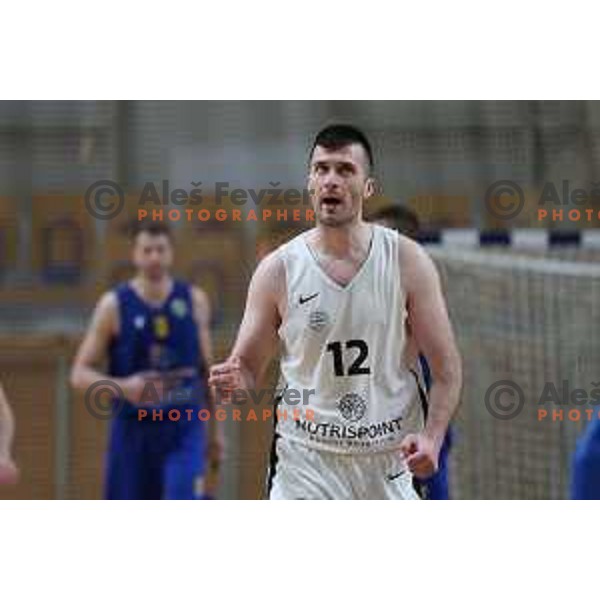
top-left (92, 289), bottom-right (120, 336)
top-left (396, 231), bottom-right (440, 295)
top-left (190, 285), bottom-right (211, 321)
top-left (252, 245), bottom-right (287, 302)
top-left (71, 289), bottom-right (119, 374)
top-left (97, 289), bottom-right (118, 311)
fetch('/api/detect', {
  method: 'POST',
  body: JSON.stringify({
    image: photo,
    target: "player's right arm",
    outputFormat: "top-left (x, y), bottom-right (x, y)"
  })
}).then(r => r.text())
top-left (70, 292), bottom-right (148, 403)
top-left (209, 251), bottom-right (284, 399)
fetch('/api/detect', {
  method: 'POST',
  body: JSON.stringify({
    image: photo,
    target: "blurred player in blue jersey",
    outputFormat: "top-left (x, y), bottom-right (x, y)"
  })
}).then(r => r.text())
top-left (370, 204), bottom-right (453, 499)
top-left (571, 419), bottom-right (600, 499)
top-left (71, 221), bottom-right (222, 499)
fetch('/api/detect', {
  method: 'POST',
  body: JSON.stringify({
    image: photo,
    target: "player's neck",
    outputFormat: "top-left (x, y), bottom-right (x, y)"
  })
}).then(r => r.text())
top-left (313, 221), bottom-right (372, 259)
top-left (132, 275), bottom-right (173, 304)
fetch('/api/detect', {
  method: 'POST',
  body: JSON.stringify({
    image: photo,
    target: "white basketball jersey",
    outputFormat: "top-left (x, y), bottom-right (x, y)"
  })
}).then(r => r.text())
top-left (275, 224), bottom-right (425, 454)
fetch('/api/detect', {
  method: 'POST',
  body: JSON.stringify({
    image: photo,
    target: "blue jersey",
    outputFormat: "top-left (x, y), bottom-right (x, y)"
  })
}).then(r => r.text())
top-left (108, 280), bottom-right (207, 415)
top-left (104, 280), bottom-right (210, 500)
top-left (572, 419), bottom-right (600, 499)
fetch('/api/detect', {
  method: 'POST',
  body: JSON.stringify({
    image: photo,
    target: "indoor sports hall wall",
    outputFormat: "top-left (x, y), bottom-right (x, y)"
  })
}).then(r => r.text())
top-left (1, 101), bottom-right (600, 499)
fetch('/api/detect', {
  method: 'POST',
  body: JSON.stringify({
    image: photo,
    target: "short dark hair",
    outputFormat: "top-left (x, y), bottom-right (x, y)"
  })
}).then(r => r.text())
top-left (129, 220), bottom-right (173, 243)
top-left (310, 124), bottom-right (374, 174)
top-left (370, 204), bottom-right (420, 239)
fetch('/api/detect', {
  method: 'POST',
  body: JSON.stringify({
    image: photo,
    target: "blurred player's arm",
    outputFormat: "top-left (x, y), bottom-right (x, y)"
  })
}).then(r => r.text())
top-left (0, 384), bottom-right (19, 484)
top-left (0, 384), bottom-right (14, 458)
top-left (400, 237), bottom-right (462, 476)
top-left (192, 287), bottom-right (214, 368)
top-left (192, 287), bottom-right (224, 464)
top-left (70, 292), bottom-right (148, 403)
top-left (209, 252), bottom-right (283, 397)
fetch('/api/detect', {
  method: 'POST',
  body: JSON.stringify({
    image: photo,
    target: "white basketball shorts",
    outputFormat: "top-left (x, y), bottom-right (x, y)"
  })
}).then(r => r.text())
top-left (266, 435), bottom-right (422, 500)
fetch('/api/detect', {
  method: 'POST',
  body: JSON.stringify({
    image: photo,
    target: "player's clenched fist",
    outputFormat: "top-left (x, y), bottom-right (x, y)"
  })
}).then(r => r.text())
top-left (208, 357), bottom-right (249, 402)
top-left (400, 433), bottom-right (440, 479)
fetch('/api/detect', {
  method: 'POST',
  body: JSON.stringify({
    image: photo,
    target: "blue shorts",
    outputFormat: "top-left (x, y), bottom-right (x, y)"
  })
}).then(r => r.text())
top-left (105, 411), bottom-right (207, 500)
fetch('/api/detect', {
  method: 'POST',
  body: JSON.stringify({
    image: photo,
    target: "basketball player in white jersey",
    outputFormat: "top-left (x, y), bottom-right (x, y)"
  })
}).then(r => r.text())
top-left (209, 124), bottom-right (462, 499)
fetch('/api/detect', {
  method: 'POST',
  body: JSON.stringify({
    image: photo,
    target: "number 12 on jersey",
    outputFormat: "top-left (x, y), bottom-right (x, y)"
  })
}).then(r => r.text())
top-left (325, 339), bottom-right (371, 376)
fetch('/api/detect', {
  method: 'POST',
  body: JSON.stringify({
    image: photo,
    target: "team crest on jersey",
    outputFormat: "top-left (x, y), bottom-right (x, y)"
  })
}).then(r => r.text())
top-left (308, 310), bottom-right (329, 332)
top-left (134, 315), bottom-right (145, 330)
top-left (170, 298), bottom-right (188, 319)
top-left (337, 392), bottom-right (367, 422)
top-left (153, 315), bottom-right (170, 340)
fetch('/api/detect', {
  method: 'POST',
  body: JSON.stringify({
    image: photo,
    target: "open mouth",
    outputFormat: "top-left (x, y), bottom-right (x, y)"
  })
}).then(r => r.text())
top-left (321, 196), bottom-right (342, 206)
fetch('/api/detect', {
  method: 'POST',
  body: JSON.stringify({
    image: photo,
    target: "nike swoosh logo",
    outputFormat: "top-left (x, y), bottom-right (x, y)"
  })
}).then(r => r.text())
top-left (299, 292), bottom-right (319, 305)
top-left (386, 470), bottom-right (405, 481)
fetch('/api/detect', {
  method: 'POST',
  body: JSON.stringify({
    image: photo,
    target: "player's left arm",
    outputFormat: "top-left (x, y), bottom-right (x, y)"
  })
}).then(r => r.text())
top-left (399, 237), bottom-right (462, 477)
top-left (191, 287), bottom-right (224, 465)
top-left (0, 383), bottom-right (19, 484)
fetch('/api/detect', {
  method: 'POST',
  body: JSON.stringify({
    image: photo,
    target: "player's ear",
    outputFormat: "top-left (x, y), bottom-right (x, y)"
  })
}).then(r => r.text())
top-left (364, 177), bottom-right (378, 199)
